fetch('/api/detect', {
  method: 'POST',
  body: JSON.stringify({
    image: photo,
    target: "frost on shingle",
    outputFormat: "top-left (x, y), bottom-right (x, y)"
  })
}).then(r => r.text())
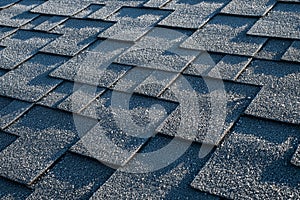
top-left (0, 0), bottom-right (42, 27)
top-left (71, 90), bottom-right (178, 166)
top-left (191, 116), bottom-right (300, 199)
top-left (0, 30), bottom-right (58, 70)
top-left (158, 0), bottom-right (227, 29)
top-left (158, 75), bottom-right (260, 145)
top-left (238, 60), bottom-right (300, 124)
top-left (0, 106), bottom-right (97, 185)
top-left (90, 134), bottom-right (218, 200)
top-left (26, 152), bottom-right (114, 200)
top-left (41, 19), bottom-right (113, 56)
top-left (116, 27), bottom-right (199, 72)
top-left (221, 0), bottom-right (276, 16)
top-left (50, 40), bottom-right (132, 86)
top-left (0, 53), bottom-right (67, 102)
top-left (282, 41), bottom-right (300, 63)
top-left (248, 3), bottom-right (300, 39)
top-left (255, 38), bottom-right (293, 61)
top-left (181, 15), bottom-right (267, 56)
top-left (98, 7), bottom-right (170, 41)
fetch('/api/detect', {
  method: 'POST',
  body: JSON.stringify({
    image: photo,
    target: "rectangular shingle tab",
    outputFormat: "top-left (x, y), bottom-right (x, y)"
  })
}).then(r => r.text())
top-left (97, 7), bottom-right (170, 41)
top-left (0, 177), bottom-right (32, 199)
top-left (90, 134), bottom-right (218, 200)
top-left (181, 15), bottom-right (267, 56)
top-left (158, 0), bottom-right (227, 29)
top-left (158, 75), bottom-right (260, 145)
top-left (26, 152), bottom-right (114, 200)
top-left (248, 3), bottom-right (300, 39)
top-left (191, 117), bottom-right (300, 199)
top-left (23, 15), bottom-right (68, 31)
top-left (0, 53), bottom-right (67, 102)
top-left (221, 0), bottom-right (276, 16)
top-left (0, 30), bottom-right (58, 70)
top-left (0, 106), bottom-right (97, 185)
top-left (41, 19), bottom-right (113, 56)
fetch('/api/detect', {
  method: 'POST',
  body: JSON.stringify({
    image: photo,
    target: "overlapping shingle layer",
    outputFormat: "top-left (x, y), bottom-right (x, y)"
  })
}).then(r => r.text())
top-left (0, 0), bottom-right (299, 199)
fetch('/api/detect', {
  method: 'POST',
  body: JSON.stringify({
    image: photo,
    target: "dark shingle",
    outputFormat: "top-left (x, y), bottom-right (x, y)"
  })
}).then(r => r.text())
top-left (158, 0), bottom-right (227, 29)
top-left (0, 53), bottom-right (67, 102)
top-left (0, 0), bottom-right (21, 9)
top-left (90, 134), bottom-right (219, 200)
top-left (0, 30), bottom-right (58, 70)
top-left (291, 145), bottom-right (300, 167)
top-left (41, 19), bottom-right (113, 56)
top-left (97, 7), bottom-right (170, 41)
top-left (191, 116), bottom-right (300, 199)
top-left (0, 106), bottom-right (97, 185)
top-left (181, 15), bottom-right (267, 56)
top-left (26, 152), bottom-right (114, 200)
top-left (0, 177), bottom-right (32, 199)
top-left (221, 0), bottom-right (276, 16)
top-left (248, 3), bottom-right (300, 39)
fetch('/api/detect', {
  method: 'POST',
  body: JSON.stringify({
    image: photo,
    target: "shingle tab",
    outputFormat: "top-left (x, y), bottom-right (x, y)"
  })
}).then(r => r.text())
top-left (0, 53), bottom-right (67, 102)
top-left (248, 3), bottom-right (300, 39)
top-left (181, 15), bottom-right (267, 56)
top-left (0, 26), bottom-right (16, 40)
top-left (255, 38), bottom-right (293, 61)
top-left (238, 60), bottom-right (300, 124)
top-left (31, 0), bottom-right (93, 16)
top-left (0, 0), bottom-right (21, 9)
top-left (158, 75), bottom-right (260, 145)
top-left (0, 177), bottom-right (32, 199)
top-left (50, 40), bottom-right (132, 86)
top-left (191, 117), bottom-right (300, 199)
top-left (158, 0), bottom-right (227, 29)
top-left (90, 134), bottom-right (218, 200)
top-left (282, 41), bottom-right (300, 63)
top-left (41, 19), bottom-right (113, 56)
top-left (221, 0), bottom-right (276, 16)
top-left (27, 152), bottom-right (114, 200)
top-left (0, 106), bottom-right (97, 185)
top-left (0, 30), bottom-right (58, 70)
top-left (97, 7), bottom-right (170, 41)
top-left (0, 0), bottom-right (42, 27)
top-left (23, 15), bottom-right (68, 31)
top-left (71, 90), bottom-right (178, 166)
top-left (115, 27), bottom-right (199, 72)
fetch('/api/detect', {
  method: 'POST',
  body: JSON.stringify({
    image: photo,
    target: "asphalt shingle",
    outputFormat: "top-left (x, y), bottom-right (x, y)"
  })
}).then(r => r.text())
top-left (0, 26), bottom-right (16, 41)
top-left (181, 15), bottom-right (267, 56)
top-left (254, 38), bottom-right (293, 61)
top-left (0, 30), bottom-right (58, 70)
top-left (238, 60), bottom-right (300, 124)
top-left (41, 19), bottom-right (113, 56)
top-left (115, 27), bottom-right (198, 72)
top-left (248, 3), bottom-right (300, 39)
top-left (221, 0), bottom-right (276, 16)
top-left (26, 152), bottom-right (114, 200)
top-left (191, 116), bottom-right (300, 199)
top-left (50, 40), bottom-right (132, 86)
top-left (158, 0), bottom-right (227, 29)
top-left (282, 41), bottom-right (300, 63)
top-left (0, 177), bottom-right (32, 199)
top-left (0, 106), bottom-right (97, 185)
top-left (0, 0), bottom-right (42, 27)
top-left (97, 7), bottom-right (170, 41)
top-left (90, 134), bottom-right (219, 200)
top-left (0, 53), bottom-right (67, 102)
top-left (158, 75), bottom-right (260, 145)
top-left (71, 90), bottom-right (178, 166)
top-left (0, 0), bottom-right (21, 9)
top-left (23, 15), bottom-right (68, 31)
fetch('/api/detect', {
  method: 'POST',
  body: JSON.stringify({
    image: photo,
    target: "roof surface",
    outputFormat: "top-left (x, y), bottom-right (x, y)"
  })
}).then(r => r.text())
top-left (0, 0), bottom-right (299, 199)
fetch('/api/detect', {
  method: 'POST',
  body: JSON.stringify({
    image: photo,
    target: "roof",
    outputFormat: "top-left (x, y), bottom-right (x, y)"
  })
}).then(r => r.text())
top-left (0, 0), bottom-right (299, 199)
